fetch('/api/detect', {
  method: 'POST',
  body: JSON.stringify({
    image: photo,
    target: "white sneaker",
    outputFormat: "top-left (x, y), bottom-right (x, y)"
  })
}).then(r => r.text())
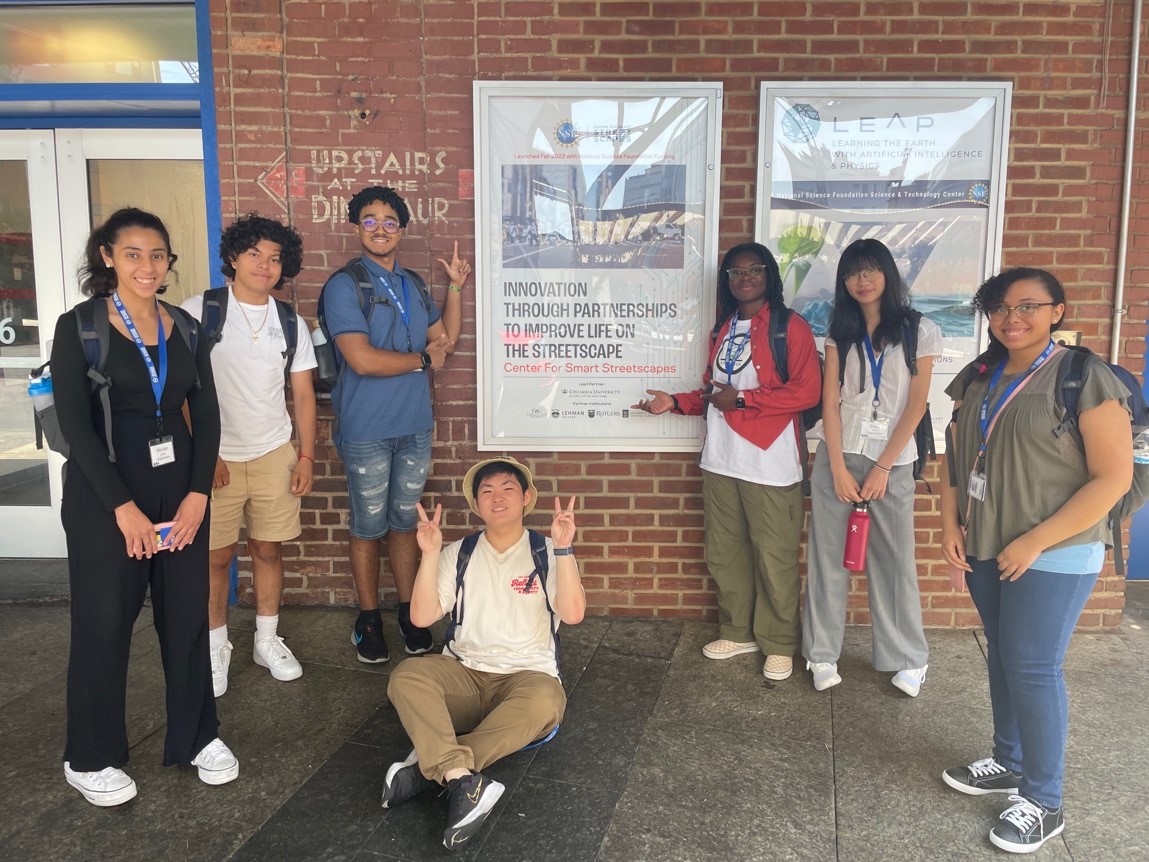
top-left (892, 665), bottom-right (928, 698)
top-left (211, 639), bottom-right (233, 698)
top-left (807, 661), bottom-right (842, 691)
top-left (253, 635), bottom-right (303, 681)
top-left (192, 738), bottom-right (239, 785)
top-left (64, 763), bottom-right (137, 807)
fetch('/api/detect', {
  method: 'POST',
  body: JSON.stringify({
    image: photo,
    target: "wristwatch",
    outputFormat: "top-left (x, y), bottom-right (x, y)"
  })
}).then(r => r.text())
top-left (734, 393), bottom-right (746, 409)
top-left (420, 351), bottom-right (432, 370)
top-left (553, 546), bottom-right (575, 556)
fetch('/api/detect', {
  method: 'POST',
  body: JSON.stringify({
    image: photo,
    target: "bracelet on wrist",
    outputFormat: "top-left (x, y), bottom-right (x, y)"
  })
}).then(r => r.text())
top-left (670, 395), bottom-right (681, 413)
top-left (447, 284), bottom-right (463, 293)
top-left (874, 463), bottom-right (890, 473)
top-left (298, 453), bottom-right (314, 463)
top-left (553, 546), bottom-right (575, 556)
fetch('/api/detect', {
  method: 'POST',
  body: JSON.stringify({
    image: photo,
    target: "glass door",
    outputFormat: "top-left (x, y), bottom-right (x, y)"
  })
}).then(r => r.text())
top-left (0, 128), bottom-right (205, 558)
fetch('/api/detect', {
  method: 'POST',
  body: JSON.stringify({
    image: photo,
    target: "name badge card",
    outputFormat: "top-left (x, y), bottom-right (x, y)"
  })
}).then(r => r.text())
top-left (861, 417), bottom-right (890, 441)
top-left (968, 471), bottom-right (987, 502)
top-left (149, 436), bottom-right (175, 467)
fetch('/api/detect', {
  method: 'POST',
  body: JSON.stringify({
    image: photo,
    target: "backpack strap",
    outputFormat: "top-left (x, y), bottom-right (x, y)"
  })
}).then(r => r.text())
top-left (444, 531), bottom-right (484, 657)
top-left (1053, 346), bottom-right (1091, 441)
top-left (904, 309), bottom-right (921, 376)
top-left (526, 528), bottom-right (561, 676)
top-left (200, 287), bottom-right (229, 348)
top-left (272, 297), bottom-right (299, 387)
top-left (75, 298), bottom-right (116, 463)
top-left (768, 306), bottom-right (791, 384)
top-left (404, 268), bottom-right (433, 313)
top-left (162, 302), bottom-right (201, 390)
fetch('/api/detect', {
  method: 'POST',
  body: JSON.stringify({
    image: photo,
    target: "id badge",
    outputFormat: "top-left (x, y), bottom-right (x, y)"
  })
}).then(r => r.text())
top-left (149, 435), bottom-right (175, 467)
top-left (860, 417), bottom-right (890, 441)
top-left (967, 471), bottom-right (987, 502)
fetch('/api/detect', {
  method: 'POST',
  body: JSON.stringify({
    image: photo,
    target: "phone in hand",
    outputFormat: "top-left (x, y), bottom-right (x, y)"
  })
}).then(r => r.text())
top-left (154, 521), bottom-right (176, 551)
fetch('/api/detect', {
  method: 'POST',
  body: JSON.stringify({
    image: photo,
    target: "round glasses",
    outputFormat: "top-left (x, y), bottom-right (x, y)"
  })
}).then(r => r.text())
top-left (360, 218), bottom-right (401, 234)
top-left (844, 268), bottom-right (881, 285)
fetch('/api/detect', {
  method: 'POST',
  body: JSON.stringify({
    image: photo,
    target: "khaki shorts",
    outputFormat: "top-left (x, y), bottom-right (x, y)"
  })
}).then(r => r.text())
top-left (209, 442), bottom-right (302, 549)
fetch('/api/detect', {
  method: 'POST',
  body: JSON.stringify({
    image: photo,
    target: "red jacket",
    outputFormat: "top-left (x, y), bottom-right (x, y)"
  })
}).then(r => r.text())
top-left (675, 303), bottom-right (822, 452)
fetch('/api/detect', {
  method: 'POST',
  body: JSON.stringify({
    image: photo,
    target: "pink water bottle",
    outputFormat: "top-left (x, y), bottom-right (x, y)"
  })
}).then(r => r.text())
top-left (843, 502), bottom-right (871, 572)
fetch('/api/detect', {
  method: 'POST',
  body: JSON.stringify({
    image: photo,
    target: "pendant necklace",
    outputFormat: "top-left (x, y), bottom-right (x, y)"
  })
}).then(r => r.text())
top-left (237, 299), bottom-right (271, 343)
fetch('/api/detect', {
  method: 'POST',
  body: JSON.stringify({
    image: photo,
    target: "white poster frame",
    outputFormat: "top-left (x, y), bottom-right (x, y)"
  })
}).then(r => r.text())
top-left (473, 81), bottom-right (723, 452)
top-left (755, 81), bottom-right (1012, 449)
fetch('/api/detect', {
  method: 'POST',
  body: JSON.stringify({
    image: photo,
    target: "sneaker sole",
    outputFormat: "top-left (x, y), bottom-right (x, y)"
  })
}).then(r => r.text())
top-left (812, 674), bottom-right (842, 691)
top-left (989, 820), bottom-right (1064, 854)
top-left (443, 781), bottom-right (505, 849)
top-left (941, 770), bottom-right (1019, 796)
top-left (213, 679), bottom-right (228, 698)
top-left (763, 667), bottom-right (794, 681)
top-left (892, 675), bottom-right (924, 698)
top-left (350, 631), bottom-right (390, 664)
top-left (196, 762), bottom-right (240, 786)
top-left (404, 644), bottom-right (433, 655)
top-left (702, 644), bottom-right (759, 660)
top-left (65, 775), bottom-right (138, 807)
top-left (381, 749), bottom-right (421, 809)
top-left (253, 652), bottom-right (304, 681)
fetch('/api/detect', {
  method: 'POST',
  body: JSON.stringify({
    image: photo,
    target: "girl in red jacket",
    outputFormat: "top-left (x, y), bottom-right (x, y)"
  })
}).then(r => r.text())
top-left (634, 243), bottom-right (822, 680)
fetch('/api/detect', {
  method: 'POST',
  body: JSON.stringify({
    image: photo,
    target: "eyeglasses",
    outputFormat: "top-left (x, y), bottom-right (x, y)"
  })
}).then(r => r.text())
top-left (360, 218), bottom-right (401, 234)
top-left (844, 268), bottom-right (881, 285)
top-left (725, 265), bottom-right (767, 281)
top-left (985, 302), bottom-right (1059, 319)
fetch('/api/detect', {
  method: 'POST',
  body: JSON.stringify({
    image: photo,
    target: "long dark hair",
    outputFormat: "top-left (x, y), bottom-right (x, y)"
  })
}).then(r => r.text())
top-left (79, 208), bottom-right (178, 297)
top-left (828, 239), bottom-right (914, 365)
top-left (970, 267), bottom-right (1068, 378)
top-left (716, 243), bottom-right (785, 323)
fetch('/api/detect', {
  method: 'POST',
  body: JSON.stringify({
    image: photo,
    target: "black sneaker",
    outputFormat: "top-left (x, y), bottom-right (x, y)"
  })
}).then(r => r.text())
top-left (942, 756), bottom-right (1021, 796)
top-left (351, 611), bottom-right (389, 664)
top-left (397, 602), bottom-right (433, 655)
top-left (990, 796), bottom-right (1065, 853)
top-left (442, 771), bottom-right (505, 850)
top-left (381, 750), bottom-right (436, 809)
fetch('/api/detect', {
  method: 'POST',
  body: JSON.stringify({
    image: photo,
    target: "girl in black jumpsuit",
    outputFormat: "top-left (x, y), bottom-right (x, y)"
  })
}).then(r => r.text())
top-left (53, 208), bottom-right (238, 807)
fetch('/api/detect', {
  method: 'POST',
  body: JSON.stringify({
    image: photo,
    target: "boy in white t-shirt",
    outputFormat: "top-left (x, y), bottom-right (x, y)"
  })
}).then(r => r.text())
top-left (383, 457), bottom-right (585, 850)
top-left (181, 215), bottom-right (318, 697)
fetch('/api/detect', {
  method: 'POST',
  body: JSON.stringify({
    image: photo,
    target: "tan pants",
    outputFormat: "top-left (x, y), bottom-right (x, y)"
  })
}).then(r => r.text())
top-left (387, 654), bottom-right (566, 783)
top-left (702, 469), bottom-right (804, 655)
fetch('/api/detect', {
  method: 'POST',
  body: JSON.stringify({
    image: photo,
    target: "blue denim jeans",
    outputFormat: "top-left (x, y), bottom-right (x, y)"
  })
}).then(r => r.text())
top-left (965, 558), bottom-right (1098, 809)
top-left (336, 430), bottom-right (432, 539)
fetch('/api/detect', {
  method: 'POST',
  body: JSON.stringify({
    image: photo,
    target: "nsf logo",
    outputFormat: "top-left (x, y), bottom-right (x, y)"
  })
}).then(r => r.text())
top-left (555, 121), bottom-right (578, 146)
top-left (968, 182), bottom-right (990, 203)
top-left (781, 104), bottom-right (820, 144)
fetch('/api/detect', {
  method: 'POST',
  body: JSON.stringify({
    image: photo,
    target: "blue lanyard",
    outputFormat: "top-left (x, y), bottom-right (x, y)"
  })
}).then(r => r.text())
top-left (977, 339), bottom-right (1056, 458)
top-left (862, 333), bottom-right (885, 419)
top-left (379, 270), bottom-right (411, 328)
top-left (721, 314), bottom-right (750, 381)
top-left (112, 291), bottom-right (167, 427)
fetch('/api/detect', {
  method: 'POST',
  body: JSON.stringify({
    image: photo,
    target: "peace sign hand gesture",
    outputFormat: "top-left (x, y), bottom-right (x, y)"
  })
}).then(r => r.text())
top-left (551, 495), bottom-right (577, 550)
top-left (415, 502), bottom-right (443, 554)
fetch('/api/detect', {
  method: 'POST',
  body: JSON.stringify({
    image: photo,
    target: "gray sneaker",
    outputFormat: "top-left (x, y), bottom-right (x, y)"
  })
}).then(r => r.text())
top-left (943, 756), bottom-right (1021, 796)
top-left (381, 750), bottom-right (436, 809)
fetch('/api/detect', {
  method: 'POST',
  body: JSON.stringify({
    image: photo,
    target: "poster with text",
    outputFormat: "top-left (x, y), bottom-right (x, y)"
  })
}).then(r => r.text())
top-left (755, 82), bottom-right (1012, 448)
top-left (475, 82), bottom-right (723, 451)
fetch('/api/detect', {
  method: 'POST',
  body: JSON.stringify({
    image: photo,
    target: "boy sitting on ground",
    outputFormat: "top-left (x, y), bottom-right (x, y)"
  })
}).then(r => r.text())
top-left (382, 456), bottom-right (584, 850)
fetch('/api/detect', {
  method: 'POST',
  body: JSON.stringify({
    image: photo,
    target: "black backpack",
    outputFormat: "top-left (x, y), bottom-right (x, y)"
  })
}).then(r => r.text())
top-left (315, 258), bottom-right (432, 389)
top-left (31, 296), bottom-right (199, 463)
top-left (443, 529), bottom-right (561, 678)
top-left (198, 287), bottom-right (298, 384)
top-left (1052, 346), bottom-right (1149, 577)
top-left (836, 309), bottom-right (936, 484)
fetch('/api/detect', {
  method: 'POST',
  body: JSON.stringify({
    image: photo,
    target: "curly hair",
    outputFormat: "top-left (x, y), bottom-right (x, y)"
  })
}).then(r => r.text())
top-left (79, 208), bottom-right (177, 297)
top-left (970, 267), bottom-right (1068, 377)
top-left (347, 186), bottom-right (411, 227)
top-left (218, 213), bottom-right (304, 290)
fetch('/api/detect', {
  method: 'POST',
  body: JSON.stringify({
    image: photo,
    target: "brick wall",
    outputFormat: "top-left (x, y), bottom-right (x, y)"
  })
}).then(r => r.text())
top-left (210, 0), bottom-right (1149, 629)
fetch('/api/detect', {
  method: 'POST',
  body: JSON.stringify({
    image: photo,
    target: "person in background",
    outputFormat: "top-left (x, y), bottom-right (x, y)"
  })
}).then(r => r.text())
top-left (53, 208), bottom-right (237, 807)
top-left (802, 238), bottom-right (938, 697)
top-left (181, 214), bottom-right (317, 697)
top-left (633, 243), bottom-right (821, 681)
top-left (940, 267), bottom-right (1131, 853)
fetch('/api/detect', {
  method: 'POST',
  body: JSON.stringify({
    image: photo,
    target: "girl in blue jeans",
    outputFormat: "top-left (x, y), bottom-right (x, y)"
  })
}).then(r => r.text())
top-left (940, 268), bottom-right (1132, 854)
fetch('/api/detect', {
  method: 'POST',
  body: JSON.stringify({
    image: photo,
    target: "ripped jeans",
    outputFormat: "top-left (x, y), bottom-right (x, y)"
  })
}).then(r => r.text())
top-left (337, 429), bottom-right (432, 539)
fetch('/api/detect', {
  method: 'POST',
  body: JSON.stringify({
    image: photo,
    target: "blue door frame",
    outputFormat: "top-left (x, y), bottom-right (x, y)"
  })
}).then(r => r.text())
top-left (1128, 329), bottom-right (1149, 579)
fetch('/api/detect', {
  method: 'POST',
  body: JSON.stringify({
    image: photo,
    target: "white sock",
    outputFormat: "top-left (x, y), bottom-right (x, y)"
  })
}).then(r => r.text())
top-left (210, 624), bottom-right (229, 649)
top-left (255, 614), bottom-right (279, 642)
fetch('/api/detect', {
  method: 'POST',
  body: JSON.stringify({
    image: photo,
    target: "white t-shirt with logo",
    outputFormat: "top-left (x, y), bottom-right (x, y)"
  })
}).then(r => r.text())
top-left (436, 530), bottom-right (560, 678)
top-left (182, 289), bottom-right (317, 462)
